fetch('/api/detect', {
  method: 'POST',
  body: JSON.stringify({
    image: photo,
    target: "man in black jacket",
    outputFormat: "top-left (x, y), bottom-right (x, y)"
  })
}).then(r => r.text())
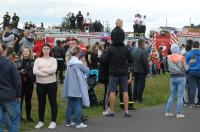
top-left (104, 19), bottom-right (133, 116)
top-left (70, 13), bottom-right (76, 30)
top-left (132, 39), bottom-right (149, 103)
top-left (11, 12), bottom-right (20, 28)
top-left (3, 12), bottom-right (11, 29)
top-left (76, 11), bottom-right (84, 31)
top-left (0, 41), bottom-right (21, 132)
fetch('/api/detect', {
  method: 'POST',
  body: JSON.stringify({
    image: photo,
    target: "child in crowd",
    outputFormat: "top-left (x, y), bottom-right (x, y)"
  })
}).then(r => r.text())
top-left (62, 47), bottom-right (90, 128)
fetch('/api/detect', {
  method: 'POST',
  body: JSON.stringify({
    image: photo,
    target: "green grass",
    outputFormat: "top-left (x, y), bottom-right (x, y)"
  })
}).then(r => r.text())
top-left (19, 73), bottom-right (170, 131)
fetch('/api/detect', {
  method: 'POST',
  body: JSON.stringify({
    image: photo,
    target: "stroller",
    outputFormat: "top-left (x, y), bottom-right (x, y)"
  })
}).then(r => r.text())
top-left (87, 69), bottom-right (99, 107)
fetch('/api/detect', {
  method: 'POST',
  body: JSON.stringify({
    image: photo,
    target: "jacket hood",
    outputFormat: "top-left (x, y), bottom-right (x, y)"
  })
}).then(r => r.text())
top-left (68, 56), bottom-right (82, 66)
top-left (111, 26), bottom-right (125, 45)
top-left (190, 49), bottom-right (200, 55)
top-left (168, 54), bottom-right (184, 63)
top-left (0, 56), bottom-right (9, 71)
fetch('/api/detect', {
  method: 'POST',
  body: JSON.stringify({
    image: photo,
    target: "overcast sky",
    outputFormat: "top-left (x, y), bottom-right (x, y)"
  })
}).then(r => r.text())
top-left (1, 0), bottom-right (200, 32)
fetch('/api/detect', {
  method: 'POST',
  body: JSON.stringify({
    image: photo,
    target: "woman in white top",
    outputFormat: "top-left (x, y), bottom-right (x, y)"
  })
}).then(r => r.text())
top-left (33, 43), bottom-right (58, 129)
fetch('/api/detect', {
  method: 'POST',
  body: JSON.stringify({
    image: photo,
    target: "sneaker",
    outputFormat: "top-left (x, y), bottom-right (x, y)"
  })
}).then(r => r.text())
top-left (124, 112), bottom-right (131, 117)
top-left (75, 123), bottom-right (87, 128)
top-left (196, 103), bottom-right (200, 107)
top-left (35, 121), bottom-right (44, 129)
top-left (176, 114), bottom-right (185, 118)
top-left (48, 121), bottom-right (56, 129)
top-left (66, 121), bottom-right (75, 127)
top-left (104, 112), bottom-right (115, 117)
top-left (189, 104), bottom-right (195, 109)
top-left (102, 109), bottom-right (110, 115)
top-left (165, 113), bottom-right (174, 117)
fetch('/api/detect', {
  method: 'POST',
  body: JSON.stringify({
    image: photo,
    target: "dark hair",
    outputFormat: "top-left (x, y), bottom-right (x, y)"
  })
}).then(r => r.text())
top-left (71, 38), bottom-right (79, 44)
top-left (181, 44), bottom-right (185, 47)
top-left (193, 41), bottom-right (200, 48)
top-left (185, 39), bottom-right (193, 52)
top-left (6, 47), bottom-right (14, 57)
top-left (86, 45), bottom-right (91, 50)
top-left (40, 43), bottom-right (52, 57)
top-left (138, 39), bottom-right (145, 47)
top-left (2, 44), bottom-right (7, 50)
top-left (56, 40), bottom-right (61, 45)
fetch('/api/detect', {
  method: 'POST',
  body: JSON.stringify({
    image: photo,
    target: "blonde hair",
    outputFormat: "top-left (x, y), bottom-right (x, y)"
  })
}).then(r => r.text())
top-left (22, 47), bottom-right (33, 59)
top-left (115, 19), bottom-right (123, 27)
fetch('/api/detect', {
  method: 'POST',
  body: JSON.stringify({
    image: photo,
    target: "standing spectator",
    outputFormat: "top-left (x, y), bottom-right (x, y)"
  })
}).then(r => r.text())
top-left (99, 42), bottom-right (110, 114)
top-left (88, 45), bottom-right (99, 69)
top-left (3, 12), bottom-right (11, 29)
top-left (11, 13), bottom-right (20, 28)
top-left (85, 45), bottom-right (92, 68)
top-left (103, 19), bottom-right (133, 116)
top-left (180, 44), bottom-right (186, 56)
top-left (62, 47), bottom-right (89, 128)
top-left (52, 40), bottom-right (65, 83)
top-left (165, 44), bottom-right (187, 118)
top-left (97, 20), bottom-right (103, 32)
top-left (132, 39), bottom-right (149, 103)
top-left (76, 11), bottom-right (84, 31)
top-left (33, 43), bottom-right (58, 129)
top-left (19, 30), bottom-right (35, 51)
top-left (70, 13), bottom-right (76, 30)
top-left (65, 38), bottom-right (79, 62)
top-left (126, 40), bottom-right (134, 53)
top-left (84, 12), bottom-right (92, 31)
top-left (0, 41), bottom-right (21, 132)
top-left (151, 47), bottom-right (159, 75)
top-left (186, 41), bottom-right (200, 107)
top-left (16, 47), bottom-right (35, 122)
top-left (158, 47), bottom-right (165, 74)
top-left (2, 25), bottom-right (15, 48)
top-left (33, 35), bottom-right (44, 58)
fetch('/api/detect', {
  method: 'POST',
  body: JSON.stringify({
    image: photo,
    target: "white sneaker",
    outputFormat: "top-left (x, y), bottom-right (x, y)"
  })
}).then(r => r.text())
top-left (35, 121), bottom-right (44, 129)
top-left (176, 114), bottom-right (185, 118)
top-left (165, 112), bottom-right (174, 117)
top-left (103, 110), bottom-right (110, 115)
top-left (75, 123), bottom-right (87, 128)
top-left (48, 121), bottom-right (56, 129)
top-left (66, 121), bottom-right (75, 127)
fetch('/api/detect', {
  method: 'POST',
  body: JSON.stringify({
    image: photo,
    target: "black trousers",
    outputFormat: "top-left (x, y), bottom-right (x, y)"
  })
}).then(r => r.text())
top-left (21, 81), bottom-right (34, 119)
top-left (133, 73), bottom-right (146, 102)
top-left (56, 60), bottom-right (64, 83)
top-left (36, 82), bottom-right (57, 122)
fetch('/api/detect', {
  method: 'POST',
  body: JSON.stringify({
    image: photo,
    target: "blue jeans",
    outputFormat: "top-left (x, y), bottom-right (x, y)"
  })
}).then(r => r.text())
top-left (66, 97), bottom-right (82, 126)
top-left (0, 100), bottom-right (20, 132)
top-left (166, 77), bottom-right (186, 113)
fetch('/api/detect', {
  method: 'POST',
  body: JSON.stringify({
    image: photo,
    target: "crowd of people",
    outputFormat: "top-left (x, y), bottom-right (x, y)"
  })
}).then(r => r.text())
top-left (0, 13), bottom-right (200, 132)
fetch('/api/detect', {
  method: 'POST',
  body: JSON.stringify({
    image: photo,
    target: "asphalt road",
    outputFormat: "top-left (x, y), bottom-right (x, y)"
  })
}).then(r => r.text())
top-left (29, 105), bottom-right (200, 132)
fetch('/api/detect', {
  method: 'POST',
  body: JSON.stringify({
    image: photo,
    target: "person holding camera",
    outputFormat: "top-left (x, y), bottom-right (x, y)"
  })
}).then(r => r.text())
top-left (16, 47), bottom-right (35, 122)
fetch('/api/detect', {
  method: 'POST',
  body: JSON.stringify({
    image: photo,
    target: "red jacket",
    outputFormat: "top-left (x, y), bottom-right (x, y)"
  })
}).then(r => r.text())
top-left (33, 40), bottom-right (44, 57)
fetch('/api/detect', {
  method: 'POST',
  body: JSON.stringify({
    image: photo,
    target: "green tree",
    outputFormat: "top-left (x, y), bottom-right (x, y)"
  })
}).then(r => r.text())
top-left (104, 21), bottom-right (111, 33)
top-left (61, 12), bottom-right (71, 30)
